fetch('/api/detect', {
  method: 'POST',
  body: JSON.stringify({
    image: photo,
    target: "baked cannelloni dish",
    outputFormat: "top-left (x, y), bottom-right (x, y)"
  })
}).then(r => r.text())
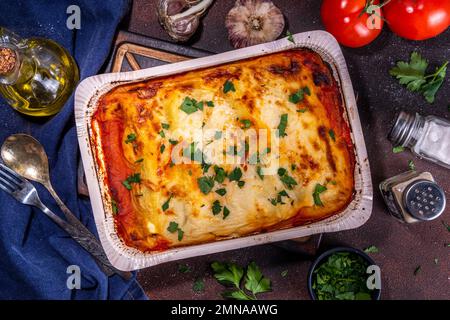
top-left (91, 48), bottom-right (355, 252)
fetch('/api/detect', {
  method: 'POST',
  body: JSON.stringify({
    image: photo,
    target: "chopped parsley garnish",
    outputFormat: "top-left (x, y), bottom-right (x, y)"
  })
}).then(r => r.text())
top-left (277, 167), bottom-right (297, 190)
top-left (237, 181), bottom-right (245, 188)
top-left (212, 200), bottom-right (222, 215)
top-left (269, 190), bottom-right (290, 206)
top-left (125, 133), bottom-right (136, 144)
top-left (169, 139), bottom-right (178, 145)
top-left (215, 188), bottom-right (227, 196)
top-left (122, 173), bottom-right (141, 190)
top-left (286, 30), bottom-right (295, 44)
top-left (408, 160), bottom-right (416, 171)
top-left (111, 199), bottom-right (119, 215)
top-left (363, 245), bottom-right (379, 254)
top-left (240, 119), bottom-right (252, 129)
top-left (202, 163), bottom-right (211, 174)
top-left (228, 167), bottom-right (243, 182)
top-left (223, 80), bottom-right (236, 94)
top-left (161, 123), bottom-right (170, 129)
top-left (289, 86), bottom-right (310, 104)
top-left (256, 166), bottom-right (264, 180)
top-left (197, 176), bottom-right (215, 195)
top-left (390, 52), bottom-right (448, 103)
top-left (180, 97), bottom-right (204, 114)
top-left (160, 144), bottom-right (165, 154)
top-left (135, 158), bottom-right (144, 163)
top-left (297, 108), bottom-right (308, 113)
top-left (393, 146), bottom-right (405, 153)
top-left (277, 114), bottom-right (288, 137)
top-left (223, 206), bottom-right (230, 219)
top-left (291, 164), bottom-right (297, 171)
top-left (162, 194), bottom-right (172, 211)
top-left (159, 130), bottom-right (165, 138)
top-left (312, 252), bottom-right (373, 300)
top-left (167, 221), bottom-right (184, 241)
top-left (184, 142), bottom-right (205, 162)
top-left (206, 101), bottom-right (214, 107)
top-left (214, 166), bottom-right (227, 183)
top-left (313, 183), bottom-right (327, 206)
top-left (329, 129), bottom-right (336, 141)
top-left (193, 278), bottom-right (205, 293)
top-left (214, 131), bottom-right (222, 140)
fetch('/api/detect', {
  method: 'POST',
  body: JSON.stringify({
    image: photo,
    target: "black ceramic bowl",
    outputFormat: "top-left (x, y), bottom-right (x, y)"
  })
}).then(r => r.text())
top-left (307, 246), bottom-right (381, 300)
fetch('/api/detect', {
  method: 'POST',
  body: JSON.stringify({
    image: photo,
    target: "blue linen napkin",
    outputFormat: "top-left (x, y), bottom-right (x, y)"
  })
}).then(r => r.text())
top-left (0, 0), bottom-right (148, 299)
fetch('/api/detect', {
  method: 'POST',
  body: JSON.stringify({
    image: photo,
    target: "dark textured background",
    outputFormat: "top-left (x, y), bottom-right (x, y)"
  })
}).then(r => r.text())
top-left (125, 0), bottom-right (450, 299)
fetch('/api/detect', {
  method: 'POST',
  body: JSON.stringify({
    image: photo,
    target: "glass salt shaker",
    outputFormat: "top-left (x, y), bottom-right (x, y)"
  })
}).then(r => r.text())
top-left (389, 111), bottom-right (450, 169)
top-left (379, 171), bottom-right (446, 223)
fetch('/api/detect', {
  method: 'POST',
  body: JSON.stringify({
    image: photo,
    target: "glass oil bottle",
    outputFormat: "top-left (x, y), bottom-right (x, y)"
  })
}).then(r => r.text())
top-left (0, 27), bottom-right (79, 117)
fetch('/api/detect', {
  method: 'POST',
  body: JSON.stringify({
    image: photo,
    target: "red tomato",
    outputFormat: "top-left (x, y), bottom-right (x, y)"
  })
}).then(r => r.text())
top-left (321, 0), bottom-right (384, 48)
top-left (384, 0), bottom-right (450, 40)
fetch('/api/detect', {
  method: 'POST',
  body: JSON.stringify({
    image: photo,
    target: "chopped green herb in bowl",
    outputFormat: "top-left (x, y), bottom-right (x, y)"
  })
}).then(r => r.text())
top-left (308, 247), bottom-right (380, 300)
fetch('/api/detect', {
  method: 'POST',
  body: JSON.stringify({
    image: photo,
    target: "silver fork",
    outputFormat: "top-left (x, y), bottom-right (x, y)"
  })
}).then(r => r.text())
top-left (0, 163), bottom-right (132, 280)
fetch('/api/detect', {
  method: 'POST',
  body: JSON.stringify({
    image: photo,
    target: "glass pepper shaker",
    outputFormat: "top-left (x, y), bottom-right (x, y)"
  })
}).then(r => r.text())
top-left (379, 170), bottom-right (446, 223)
top-left (389, 111), bottom-right (450, 169)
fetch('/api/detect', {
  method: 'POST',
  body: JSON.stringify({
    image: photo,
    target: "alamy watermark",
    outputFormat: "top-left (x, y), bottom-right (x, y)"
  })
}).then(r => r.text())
top-left (66, 5), bottom-right (81, 30)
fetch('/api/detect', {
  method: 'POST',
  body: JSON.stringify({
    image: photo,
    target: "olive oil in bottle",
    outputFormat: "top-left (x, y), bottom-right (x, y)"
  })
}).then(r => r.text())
top-left (0, 27), bottom-right (79, 117)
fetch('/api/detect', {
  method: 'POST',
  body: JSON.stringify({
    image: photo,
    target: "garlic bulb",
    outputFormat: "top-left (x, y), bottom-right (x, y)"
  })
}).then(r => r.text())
top-left (158, 0), bottom-right (214, 42)
top-left (226, 0), bottom-right (285, 48)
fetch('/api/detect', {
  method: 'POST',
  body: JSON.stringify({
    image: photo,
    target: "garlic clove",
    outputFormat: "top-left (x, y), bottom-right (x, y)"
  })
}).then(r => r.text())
top-left (226, 0), bottom-right (285, 48)
top-left (158, 0), bottom-right (214, 42)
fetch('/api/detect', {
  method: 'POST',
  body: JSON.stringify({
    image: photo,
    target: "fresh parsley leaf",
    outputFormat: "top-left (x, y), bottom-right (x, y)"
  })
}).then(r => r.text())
top-left (193, 278), bottom-right (205, 293)
top-left (256, 166), bottom-right (264, 180)
top-left (393, 146), bottom-right (405, 153)
top-left (111, 199), bottom-right (119, 215)
top-left (313, 183), bottom-right (327, 206)
top-left (363, 245), bottom-right (379, 254)
top-left (222, 290), bottom-right (254, 300)
top-left (223, 206), bottom-right (230, 219)
top-left (214, 166), bottom-right (227, 183)
top-left (167, 221), bottom-right (179, 233)
top-left (125, 133), bottom-right (136, 144)
top-left (122, 173), bottom-right (141, 190)
top-left (277, 114), bottom-right (288, 137)
top-left (240, 119), bottom-right (252, 129)
top-left (414, 265), bottom-right (421, 276)
top-left (202, 163), bottom-right (211, 174)
top-left (286, 30), bottom-right (295, 44)
top-left (211, 262), bottom-right (244, 288)
top-left (329, 129), bottom-right (336, 141)
top-left (161, 123), bottom-right (170, 129)
top-left (408, 160), bottom-right (416, 171)
top-left (197, 176), bottom-right (215, 195)
top-left (177, 229), bottom-right (184, 241)
top-left (216, 188), bottom-right (227, 196)
top-left (162, 194), bottom-right (172, 212)
top-left (237, 181), bottom-right (245, 188)
top-left (297, 108), bottom-right (308, 113)
top-left (228, 167), bottom-right (242, 182)
top-left (390, 52), bottom-right (448, 103)
top-left (289, 87), bottom-right (310, 104)
top-left (169, 139), bottom-right (178, 145)
top-left (206, 101), bottom-right (214, 107)
top-left (277, 167), bottom-right (297, 190)
top-left (160, 144), bottom-right (165, 154)
top-left (212, 200), bottom-right (222, 215)
top-left (135, 158), bottom-right (144, 163)
top-left (180, 97), bottom-right (200, 114)
top-left (159, 130), bottom-right (165, 138)
top-left (223, 80), bottom-right (236, 94)
top-left (178, 264), bottom-right (191, 273)
top-left (244, 262), bottom-right (271, 295)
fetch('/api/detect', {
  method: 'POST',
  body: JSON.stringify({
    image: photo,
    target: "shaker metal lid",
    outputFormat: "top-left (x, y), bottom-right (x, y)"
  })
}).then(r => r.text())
top-left (403, 180), bottom-right (446, 221)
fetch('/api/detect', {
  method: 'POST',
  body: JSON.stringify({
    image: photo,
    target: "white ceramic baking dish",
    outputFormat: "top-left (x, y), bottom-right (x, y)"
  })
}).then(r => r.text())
top-left (75, 31), bottom-right (373, 271)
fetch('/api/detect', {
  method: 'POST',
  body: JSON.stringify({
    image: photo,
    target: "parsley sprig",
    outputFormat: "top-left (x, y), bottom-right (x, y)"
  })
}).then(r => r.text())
top-left (122, 173), bottom-right (141, 190)
top-left (390, 52), bottom-right (448, 103)
top-left (167, 221), bottom-right (184, 241)
top-left (211, 261), bottom-right (271, 300)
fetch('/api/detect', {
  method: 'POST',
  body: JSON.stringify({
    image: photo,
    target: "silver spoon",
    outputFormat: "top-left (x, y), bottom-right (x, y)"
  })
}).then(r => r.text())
top-left (1, 133), bottom-right (131, 279)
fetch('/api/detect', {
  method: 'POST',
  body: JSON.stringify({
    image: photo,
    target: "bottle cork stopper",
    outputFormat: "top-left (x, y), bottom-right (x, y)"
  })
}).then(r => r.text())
top-left (0, 47), bottom-right (16, 75)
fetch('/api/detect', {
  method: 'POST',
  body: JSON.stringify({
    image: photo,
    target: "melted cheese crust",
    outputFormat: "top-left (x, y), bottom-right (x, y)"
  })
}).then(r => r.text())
top-left (92, 49), bottom-right (355, 252)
